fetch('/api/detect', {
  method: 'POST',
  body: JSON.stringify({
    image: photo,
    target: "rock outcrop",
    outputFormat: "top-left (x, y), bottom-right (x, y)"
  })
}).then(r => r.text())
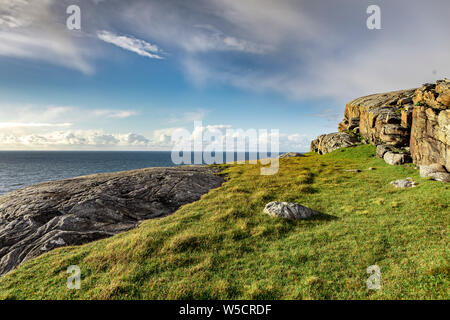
top-left (263, 202), bottom-right (319, 220)
top-left (0, 166), bottom-right (224, 276)
top-left (338, 88), bottom-right (416, 147)
top-left (310, 132), bottom-right (360, 155)
top-left (410, 81), bottom-right (450, 170)
top-left (312, 79), bottom-right (450, 173)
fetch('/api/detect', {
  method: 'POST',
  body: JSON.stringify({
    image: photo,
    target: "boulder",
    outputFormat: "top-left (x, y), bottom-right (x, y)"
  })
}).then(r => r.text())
top-left (384, 152), bottom-right (411, 165)
top-left (310, 132), bottom-right (360, 155)
top-left (376, 144), bottom-right (394, 158)
top-left (263, 202), bottom-right (319, 220)
top-left (0, 165), bottom-right (224, 276)
top-left (279, 152), bottom-right (304, 159)
top-left (390, 178), bottom-right (416, 188)
top-left (427, 172), bottom-right (450, 182)
top-left (420, 164), bottom-right (450, 182)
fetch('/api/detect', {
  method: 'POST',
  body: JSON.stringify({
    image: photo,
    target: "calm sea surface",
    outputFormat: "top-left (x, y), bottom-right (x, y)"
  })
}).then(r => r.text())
top-left (0, 151), bottom-right (276, 195)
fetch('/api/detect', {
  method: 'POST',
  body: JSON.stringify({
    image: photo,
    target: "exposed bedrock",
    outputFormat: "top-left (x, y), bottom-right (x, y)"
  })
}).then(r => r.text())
top-left (312, 79), bottom-right (450, 172)
top-left (310, 132), bottom-right (361, 155)
top-left (0, 166), bottom-right (224, 276)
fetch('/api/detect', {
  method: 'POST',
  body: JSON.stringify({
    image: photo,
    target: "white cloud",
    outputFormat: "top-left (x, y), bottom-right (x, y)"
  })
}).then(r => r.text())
top-left (97, 30), bottom-right (163, 59)
top-left (0, 130), bottom-right (150, 149)
top-left (0, 122), bottom-right (72, 128)
top-left (0, 0), bottom-right (93, 73)
top-left (183, 24), bottom-right (270, 54)
top-left (153, 124), bottom-right (311, 152)
top-left (168, 108), bottom-right (210, 123)
top-left (92, 109), bottom-right (138, 119)
top-left (0, 105), bottom-right (75, 126)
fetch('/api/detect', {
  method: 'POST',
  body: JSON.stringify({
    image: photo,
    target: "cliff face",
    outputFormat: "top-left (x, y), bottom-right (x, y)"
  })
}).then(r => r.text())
top-left (330, 79), bottom-right (450, 171)
top-left (410, 81), bottom-right (450, 170)
top-left (339, 89), bottom-right (416, 147)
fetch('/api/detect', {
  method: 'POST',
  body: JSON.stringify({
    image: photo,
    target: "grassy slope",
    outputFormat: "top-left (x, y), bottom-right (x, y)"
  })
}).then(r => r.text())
top-left (0, 145), bottom-right (448, 300)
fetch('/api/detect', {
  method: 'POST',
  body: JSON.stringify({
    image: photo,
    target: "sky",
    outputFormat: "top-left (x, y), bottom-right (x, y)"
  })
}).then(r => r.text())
top-left (0, 0), bottom-right (449, 151)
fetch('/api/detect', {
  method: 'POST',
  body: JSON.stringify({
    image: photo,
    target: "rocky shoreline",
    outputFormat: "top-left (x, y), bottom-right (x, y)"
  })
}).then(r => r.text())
top-left (0, 165), bottom-right (224, 276)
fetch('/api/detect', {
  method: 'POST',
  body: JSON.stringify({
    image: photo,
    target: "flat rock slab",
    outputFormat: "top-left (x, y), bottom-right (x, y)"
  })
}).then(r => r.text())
top-left (390, 178), bottom-right (416, 188)
top-left (0, 165), bottom-right (224, 276)
top-left (279, 152), bottom-right (304, 159)
top-left (264, 201), bottom-right (320, 220)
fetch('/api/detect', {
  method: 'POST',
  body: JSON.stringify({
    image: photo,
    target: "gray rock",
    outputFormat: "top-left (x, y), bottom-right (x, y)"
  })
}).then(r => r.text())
top-left (384, 151), bottom-right (411, 165)
top-left (427, 172), bottom-right (450, 182)
top-left (348, 117), bottom-right (360, 130)
top-left (419, 164), bottom-right (450, 182)
top-left (310, 132), bottom-right (360, 155)
top-left (376, 144), bottom-right (394, 158)
top-left (263, 201), bottom-right (319, 220)
top-left (0, 165), bottom-right (224, 276)
top-left (390, 178), bottom-right (416, 188)
top-left (279, 152), bottom-right (304, 159)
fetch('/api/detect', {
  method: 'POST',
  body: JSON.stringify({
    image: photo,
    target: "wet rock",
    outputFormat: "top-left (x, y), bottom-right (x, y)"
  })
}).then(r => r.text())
top-left (263, 202), bottom-right (319, 220)
top-left (0, 165), bottom-right (224, 276)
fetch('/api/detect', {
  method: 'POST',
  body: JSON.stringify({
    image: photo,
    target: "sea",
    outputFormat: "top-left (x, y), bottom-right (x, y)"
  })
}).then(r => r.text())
top-left (0, 151), bottom-right (278, 196)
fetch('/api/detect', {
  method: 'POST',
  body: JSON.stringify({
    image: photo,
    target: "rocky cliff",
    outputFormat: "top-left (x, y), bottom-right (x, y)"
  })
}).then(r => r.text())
top-left (312, 79), bottom-right (450, 173)
top-left (0, 166), bottom-right (224, 276)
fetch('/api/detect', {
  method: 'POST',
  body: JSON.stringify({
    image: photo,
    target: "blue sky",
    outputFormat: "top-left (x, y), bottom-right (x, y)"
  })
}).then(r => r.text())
top-left (0, 0), bottom-right (449, 151)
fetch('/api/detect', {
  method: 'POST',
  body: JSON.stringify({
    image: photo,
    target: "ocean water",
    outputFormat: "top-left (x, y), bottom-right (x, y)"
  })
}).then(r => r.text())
top-left (0, 151), bottom-right (277, 195)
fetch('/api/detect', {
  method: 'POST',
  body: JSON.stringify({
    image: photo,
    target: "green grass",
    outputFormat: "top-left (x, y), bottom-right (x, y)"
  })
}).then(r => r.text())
top-left (0, 145), bottom-right (448, 300)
